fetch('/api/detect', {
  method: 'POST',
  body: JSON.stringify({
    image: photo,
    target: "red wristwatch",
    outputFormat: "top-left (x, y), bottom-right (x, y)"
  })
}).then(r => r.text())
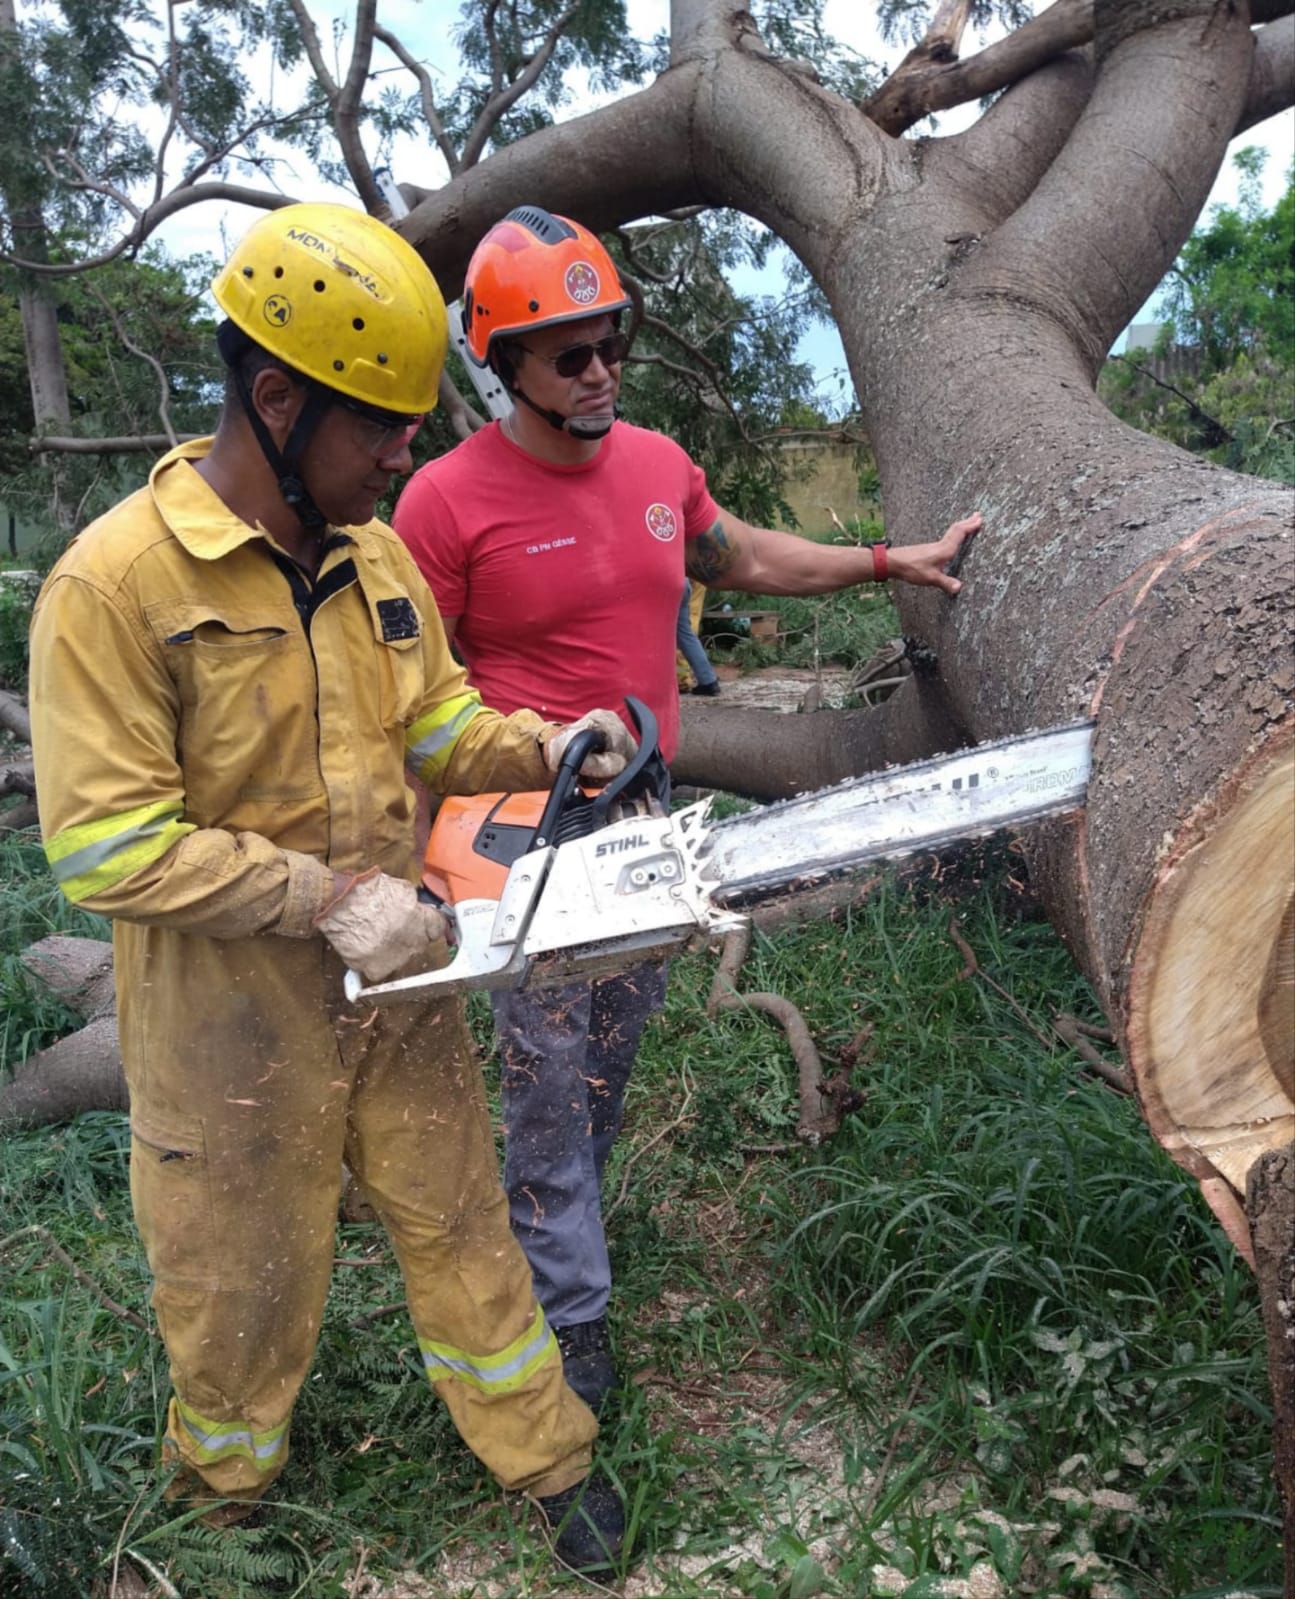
top-left (870, 540), bottom-right (891, 582)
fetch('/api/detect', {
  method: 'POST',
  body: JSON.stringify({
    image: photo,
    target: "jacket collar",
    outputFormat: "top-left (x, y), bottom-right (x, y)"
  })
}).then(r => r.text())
top-left (150, 437), bottom-right (370, 564)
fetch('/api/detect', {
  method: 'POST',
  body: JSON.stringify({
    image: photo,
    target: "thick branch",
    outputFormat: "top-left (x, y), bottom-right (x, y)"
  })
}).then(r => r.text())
top-left (931, 48), bottom-right (1094, 232)
top-left (1240, 15), bottom-right (1295, 132)
top-left (401, 70), bottom-right (706, 301)
top-left (960, 1), bottom-right (1254, 376)
top-left (674, 677), bottom-right (965, 799)
top-left (283, 0), bottom-right (382, 212)
top-left (0, 800), bottom-right (39, 832)
top-left (30, 434), bottom-right (202, 454)
top-left (0, 1017), bottom-right (126, 1130)
top-left (865, 0), bottom-right (1091, 137)
top-left (4, 185), bottom-right (296, 277)
top-left (1, 760), bottom-right (35, 799)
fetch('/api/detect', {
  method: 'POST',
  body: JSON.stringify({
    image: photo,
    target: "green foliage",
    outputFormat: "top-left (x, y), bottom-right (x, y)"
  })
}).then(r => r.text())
top-left (0, 0), bottom-right (864, 544)
top-left (1102, 152), bottom-right (1295, 482)
top-left (447, 0), bottom-right (652, 154)
top-left (0, 247), bottom-right (222, 546)
top-left (0, 577), bottom-right (34, 693)
top-left (1162, 149), bottom-right (1294, 374)
top-left (610, 212), bottom-right (829, 525)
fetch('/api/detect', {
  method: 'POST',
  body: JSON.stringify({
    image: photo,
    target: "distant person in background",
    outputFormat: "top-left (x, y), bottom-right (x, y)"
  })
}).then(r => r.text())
top-left (676, 577), bottom-right (719, 696)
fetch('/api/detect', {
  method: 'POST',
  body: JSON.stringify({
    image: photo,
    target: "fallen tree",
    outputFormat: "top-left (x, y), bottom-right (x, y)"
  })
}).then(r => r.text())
top-left (388, 0), bottom-right (1295, 1545)
top-left (3, 0), bottom-right (1292, 1558)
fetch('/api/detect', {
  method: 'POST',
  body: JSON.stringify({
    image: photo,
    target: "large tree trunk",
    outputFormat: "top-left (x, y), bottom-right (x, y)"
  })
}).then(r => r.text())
top-left (394, 0), bottom-right (1294, 1528)
top-left (653, 5), bottom-right (1295, 1241)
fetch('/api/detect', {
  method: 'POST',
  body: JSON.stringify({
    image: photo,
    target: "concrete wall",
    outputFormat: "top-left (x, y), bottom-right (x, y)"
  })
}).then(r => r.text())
top-left (772, 440), bottom-right (882, 534)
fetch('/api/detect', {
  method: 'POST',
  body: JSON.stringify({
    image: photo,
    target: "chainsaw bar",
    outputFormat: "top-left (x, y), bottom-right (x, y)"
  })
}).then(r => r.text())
top-left (702, 721), bottom-right (1094, 907)
top-left (344, 721), bottom-right (1093, 1007)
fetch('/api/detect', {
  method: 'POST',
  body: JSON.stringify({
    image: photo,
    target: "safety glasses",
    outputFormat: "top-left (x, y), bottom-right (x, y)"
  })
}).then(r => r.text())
top-left (334, 396), bottom-right (425, 457)
top-left (519, 331), bottom-right (629, 379)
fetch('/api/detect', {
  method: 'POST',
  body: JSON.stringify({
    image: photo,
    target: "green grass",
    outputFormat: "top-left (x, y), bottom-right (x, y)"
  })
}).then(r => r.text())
top-left (0, 589), bottom-right (1280, 1596)
top-left (0, 861), bottom-right (1276, 1597)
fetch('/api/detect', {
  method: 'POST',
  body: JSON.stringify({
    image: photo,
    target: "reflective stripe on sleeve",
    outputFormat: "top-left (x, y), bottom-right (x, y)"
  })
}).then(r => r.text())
top-left (44, 800), bottom-right (195, 904)
top-left (405, 688), bottom-right (486, 786)
top-left (420, 1305), bottom-right (558, 1394)
top-left (174, 1396), bottom-right (288, 1471)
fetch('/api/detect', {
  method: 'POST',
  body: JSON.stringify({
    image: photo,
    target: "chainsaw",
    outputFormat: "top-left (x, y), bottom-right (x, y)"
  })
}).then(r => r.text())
top-left (344, 696), bottom-right (1093, 1005)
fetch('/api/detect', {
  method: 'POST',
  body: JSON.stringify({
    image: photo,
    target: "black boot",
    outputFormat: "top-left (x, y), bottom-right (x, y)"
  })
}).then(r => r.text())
top-left (553, 1317), bottom-right (618, 1413)
top-left (535, 1469), bottom-right (626, 1574)
top-left (690, 679), bottom-right (721, 696)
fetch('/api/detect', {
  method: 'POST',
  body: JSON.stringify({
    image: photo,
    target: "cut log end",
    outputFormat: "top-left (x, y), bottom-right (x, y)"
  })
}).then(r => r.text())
top-left (1128, 735), bottom-right (1295, 1197)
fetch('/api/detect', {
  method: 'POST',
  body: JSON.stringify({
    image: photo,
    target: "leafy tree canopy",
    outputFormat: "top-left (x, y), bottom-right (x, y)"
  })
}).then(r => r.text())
top-left (1163, 147), bottom-right (1295, 372)
top-left (1101, 150), bottom-right (1294, 483)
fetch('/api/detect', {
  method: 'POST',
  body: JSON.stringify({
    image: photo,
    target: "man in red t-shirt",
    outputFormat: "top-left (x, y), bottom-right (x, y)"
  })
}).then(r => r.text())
top-left (394, 206), bottom-right (980, 1413)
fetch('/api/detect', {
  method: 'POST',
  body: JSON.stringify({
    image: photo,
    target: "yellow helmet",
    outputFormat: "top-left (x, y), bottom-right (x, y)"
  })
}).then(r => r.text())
top-left (212, 202), bottom-right (447, 413)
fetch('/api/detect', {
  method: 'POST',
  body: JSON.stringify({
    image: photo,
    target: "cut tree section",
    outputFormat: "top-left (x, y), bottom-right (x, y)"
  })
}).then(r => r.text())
top-left (1129, 736), bottom-right (1295, 1193)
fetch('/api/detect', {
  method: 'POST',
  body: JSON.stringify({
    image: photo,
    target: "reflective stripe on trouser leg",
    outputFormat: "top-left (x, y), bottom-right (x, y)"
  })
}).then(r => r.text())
top-left (122, 934), bottom-right (352, 1498)
top-left (168, 1396), bottom-right (288, 1472)
top-left (493, 961), bottom-right (667, 1327)
top-left (343, 987), bottom-right (596, 1500)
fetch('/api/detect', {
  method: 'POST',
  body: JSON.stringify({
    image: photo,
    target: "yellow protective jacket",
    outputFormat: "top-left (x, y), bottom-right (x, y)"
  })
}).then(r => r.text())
top-left (30, 438), bottom-right (552, 929)
top-left (26, 441), bottom-right (596, 1503)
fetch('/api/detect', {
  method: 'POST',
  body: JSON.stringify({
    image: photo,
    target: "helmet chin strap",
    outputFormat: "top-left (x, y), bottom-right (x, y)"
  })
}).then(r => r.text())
top-left (218, 321), bottom-right (332, 533)
top-left (512, 384), bottom-right (616, 441)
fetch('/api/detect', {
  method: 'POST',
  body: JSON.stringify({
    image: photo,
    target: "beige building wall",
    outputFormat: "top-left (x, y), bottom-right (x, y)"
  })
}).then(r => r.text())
top-left (773, 440), bottom-right (882, 535)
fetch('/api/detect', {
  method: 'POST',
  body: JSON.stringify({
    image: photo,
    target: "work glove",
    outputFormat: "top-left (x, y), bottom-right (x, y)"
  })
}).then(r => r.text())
top-left (544, 709), bottom-right (637, 781)
top-left (315, 868), bottom-right (451, 984)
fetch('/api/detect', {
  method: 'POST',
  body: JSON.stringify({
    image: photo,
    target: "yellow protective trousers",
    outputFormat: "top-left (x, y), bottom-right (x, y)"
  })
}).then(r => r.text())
top-left (123, 927), bottom-right (596, 1504)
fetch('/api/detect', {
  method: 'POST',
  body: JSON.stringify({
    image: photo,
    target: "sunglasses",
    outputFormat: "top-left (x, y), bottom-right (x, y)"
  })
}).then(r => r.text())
top-left (334, 396), bottom-right (425, 457)
top-left (518, 332), bottom-right (629, 379)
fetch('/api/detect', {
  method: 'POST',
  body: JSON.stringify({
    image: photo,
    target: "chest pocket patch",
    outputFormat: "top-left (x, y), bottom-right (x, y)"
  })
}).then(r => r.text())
top-left (376, 597), bottom-right (421, 642)
top-left (152, 601), bottom-right (320, 808)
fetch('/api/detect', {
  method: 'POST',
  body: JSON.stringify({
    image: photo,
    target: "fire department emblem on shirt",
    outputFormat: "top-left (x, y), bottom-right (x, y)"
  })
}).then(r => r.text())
top-left (564, 261), bottom-right (600, 305)
top-left (645, 503), bottom-right (678, 542)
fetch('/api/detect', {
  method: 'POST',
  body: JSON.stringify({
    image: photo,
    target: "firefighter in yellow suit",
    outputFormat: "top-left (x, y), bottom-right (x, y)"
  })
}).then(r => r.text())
top-left (27, 204), bottom-right (635, 1575)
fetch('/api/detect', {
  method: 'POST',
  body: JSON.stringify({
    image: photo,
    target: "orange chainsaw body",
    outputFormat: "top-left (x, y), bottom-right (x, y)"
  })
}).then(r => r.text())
top-left (422, 788), bottom-right (595, 906)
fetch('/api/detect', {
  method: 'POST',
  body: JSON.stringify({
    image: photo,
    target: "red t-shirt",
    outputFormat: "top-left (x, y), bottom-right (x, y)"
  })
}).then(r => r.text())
top-left (393, 420), bottom-right (720, 761)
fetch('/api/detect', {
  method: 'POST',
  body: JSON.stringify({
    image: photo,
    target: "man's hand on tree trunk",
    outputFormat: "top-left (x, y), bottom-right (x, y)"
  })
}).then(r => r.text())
top-left (890, 513), bottom-right (982, 594)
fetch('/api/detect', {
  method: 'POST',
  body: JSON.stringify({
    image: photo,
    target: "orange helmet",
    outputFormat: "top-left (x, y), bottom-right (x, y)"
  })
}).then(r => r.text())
top-left (463, 206), bottom-right (631, 369)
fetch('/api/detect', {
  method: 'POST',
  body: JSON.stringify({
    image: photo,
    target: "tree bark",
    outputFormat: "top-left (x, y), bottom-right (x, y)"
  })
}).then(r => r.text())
top-left (0, 0), bottom-right (75, 533)
top-left (0, 936), bottom-right (127, 1129)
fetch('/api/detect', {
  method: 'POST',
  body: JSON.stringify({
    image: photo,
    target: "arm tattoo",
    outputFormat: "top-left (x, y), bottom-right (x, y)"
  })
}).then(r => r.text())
top-left (686, 519), bottom-right (741, 584)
